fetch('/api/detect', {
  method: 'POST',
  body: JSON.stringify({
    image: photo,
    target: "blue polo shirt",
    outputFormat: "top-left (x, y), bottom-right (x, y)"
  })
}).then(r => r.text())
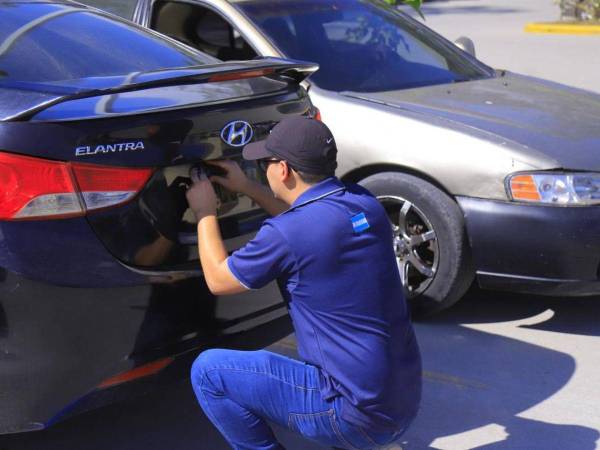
top-left (227, 177), bottom-right (422, 431)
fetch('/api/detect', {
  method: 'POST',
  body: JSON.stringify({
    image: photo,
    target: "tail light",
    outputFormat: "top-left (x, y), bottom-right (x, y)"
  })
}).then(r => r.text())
top-left (0, 152), bottom-right (153, 220)
top-left (73, 163), bottom-right (153, 212)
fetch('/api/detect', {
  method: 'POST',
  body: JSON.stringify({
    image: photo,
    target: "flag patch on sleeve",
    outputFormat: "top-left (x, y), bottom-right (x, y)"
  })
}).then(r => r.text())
top-left (351, 212), bottom-right (370, 233)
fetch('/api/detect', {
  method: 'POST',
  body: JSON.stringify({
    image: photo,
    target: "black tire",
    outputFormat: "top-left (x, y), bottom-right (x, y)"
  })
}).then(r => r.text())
top-left (360, 172), bottom-right (475, 317)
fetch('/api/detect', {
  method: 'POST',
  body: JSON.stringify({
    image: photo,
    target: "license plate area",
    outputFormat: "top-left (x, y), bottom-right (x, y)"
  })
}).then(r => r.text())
top-left (85, 158), bottom-right (270, 270)
top-left (161, 158), bottom-right (267, 227)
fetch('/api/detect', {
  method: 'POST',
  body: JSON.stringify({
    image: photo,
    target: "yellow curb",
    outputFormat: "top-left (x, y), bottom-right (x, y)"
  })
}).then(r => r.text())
top-left (525, 21), bottom-right (600, 35)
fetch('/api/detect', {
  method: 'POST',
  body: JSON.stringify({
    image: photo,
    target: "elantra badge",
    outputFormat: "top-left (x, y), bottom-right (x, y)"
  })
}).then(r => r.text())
top-left (75, 141), bottom-right (145, 157)
top-left (221, 120), bottom-right (253, 147)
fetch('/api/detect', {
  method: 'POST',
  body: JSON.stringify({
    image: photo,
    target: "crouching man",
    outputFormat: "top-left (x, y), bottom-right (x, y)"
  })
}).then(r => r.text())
top-left (185, 117), bottom-right (421, 450)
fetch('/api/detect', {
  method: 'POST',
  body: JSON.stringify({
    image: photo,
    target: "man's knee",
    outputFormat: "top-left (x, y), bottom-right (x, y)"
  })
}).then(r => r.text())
top-left (190, 348), bottom-right (231, 394)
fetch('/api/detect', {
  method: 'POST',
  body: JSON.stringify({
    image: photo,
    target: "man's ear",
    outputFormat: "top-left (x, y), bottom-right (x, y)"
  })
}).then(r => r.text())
top-left (280, 161), bottom-right (292, 181)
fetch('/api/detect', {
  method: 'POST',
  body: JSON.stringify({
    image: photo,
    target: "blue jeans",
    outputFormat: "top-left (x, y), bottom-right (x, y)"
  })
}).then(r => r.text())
top-left (190, 349), bottom-right (405, 450)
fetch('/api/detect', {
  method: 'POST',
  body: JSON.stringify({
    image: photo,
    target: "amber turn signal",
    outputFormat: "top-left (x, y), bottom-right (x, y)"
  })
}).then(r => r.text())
top-left (509, 174), bottom-right (541, 201)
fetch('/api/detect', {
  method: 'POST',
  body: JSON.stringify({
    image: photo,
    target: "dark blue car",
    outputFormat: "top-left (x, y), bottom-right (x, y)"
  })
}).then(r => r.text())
top-left (0, 0), bottom-right (317, 434)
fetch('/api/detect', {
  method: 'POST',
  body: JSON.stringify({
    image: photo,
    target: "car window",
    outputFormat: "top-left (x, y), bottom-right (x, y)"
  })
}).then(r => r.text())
top-left (0, 3), bottom-right (211, 84)
top-left (238, 0), bottom-right (493, 92)
top-left (77, 0), bottom-right (137, 19)
top-left (152, 1), bottom-right (257, 61)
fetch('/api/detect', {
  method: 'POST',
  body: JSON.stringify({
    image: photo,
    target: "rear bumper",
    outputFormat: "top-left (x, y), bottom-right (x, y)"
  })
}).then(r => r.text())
top-left (0, 268), bottom-right (289, 435)
top-left (457, 196), bottom-right (600, 296)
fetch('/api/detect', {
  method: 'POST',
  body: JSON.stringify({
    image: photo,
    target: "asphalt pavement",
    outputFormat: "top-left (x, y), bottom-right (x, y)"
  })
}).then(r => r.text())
top-left (2, 288), bottom-right (599, 450)
top-left (409, 0), bottom-right (600, 94)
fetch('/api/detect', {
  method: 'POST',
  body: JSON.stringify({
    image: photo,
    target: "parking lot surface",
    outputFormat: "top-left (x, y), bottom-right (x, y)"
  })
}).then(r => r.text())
top-left (415, 0), bottom-right (600, 93)
top-left (1, 288), bottom-right (600, 450)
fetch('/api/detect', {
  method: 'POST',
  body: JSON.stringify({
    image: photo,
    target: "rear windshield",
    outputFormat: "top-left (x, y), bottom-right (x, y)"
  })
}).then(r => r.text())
top-left (77, 0), bottom-right (136, 19)
top-left (0, 3), bottom-right (212, 84)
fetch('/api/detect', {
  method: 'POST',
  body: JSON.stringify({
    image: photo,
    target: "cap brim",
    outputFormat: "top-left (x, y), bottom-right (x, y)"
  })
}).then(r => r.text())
top-left (243, 140), bottom-right (271, 160)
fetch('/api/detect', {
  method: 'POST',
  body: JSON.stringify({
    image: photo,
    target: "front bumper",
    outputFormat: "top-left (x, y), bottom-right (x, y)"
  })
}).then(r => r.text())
top-left (457, 196), bottom-right (600, 296)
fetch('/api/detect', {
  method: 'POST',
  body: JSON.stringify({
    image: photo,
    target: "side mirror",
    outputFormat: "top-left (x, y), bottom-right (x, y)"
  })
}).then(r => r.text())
top-left (454, 36), bottom-right (476, 57)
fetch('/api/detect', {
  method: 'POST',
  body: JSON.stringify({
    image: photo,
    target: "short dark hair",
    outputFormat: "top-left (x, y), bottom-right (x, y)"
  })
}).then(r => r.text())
top-left (295, 170), bottom-right (331, 185)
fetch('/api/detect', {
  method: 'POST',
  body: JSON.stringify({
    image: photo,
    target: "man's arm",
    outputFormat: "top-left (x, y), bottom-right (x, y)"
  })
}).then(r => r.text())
top-left (196, 215), bottom-right (247, 295)
top-left (186, 171), bottom-right (247, 296)
top-left (207, 160), bottom-right (288, 216)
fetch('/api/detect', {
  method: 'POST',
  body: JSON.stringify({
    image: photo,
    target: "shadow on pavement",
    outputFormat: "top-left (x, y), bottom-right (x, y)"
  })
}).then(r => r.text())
top-left (431, 286), bottom-right (600, 337)
top-left (401, 288), bottom-right (600, 449)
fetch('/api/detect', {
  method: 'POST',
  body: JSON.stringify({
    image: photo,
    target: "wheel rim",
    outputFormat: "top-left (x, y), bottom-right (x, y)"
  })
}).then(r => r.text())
top-left (377, 195), bottom-right (440, 298)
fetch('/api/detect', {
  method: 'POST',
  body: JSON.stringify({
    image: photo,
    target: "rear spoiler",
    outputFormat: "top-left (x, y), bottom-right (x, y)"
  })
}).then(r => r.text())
top-left (5, 57), bottom-right (318, 122)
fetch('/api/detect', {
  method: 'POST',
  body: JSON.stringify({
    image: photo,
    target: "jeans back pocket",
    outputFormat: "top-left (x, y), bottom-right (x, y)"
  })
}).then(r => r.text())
top-left (288, 409), bottom-right (341, 447)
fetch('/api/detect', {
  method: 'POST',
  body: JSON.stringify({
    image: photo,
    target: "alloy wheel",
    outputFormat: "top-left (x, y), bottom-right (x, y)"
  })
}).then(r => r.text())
top-left (377, 195), bottom-right (440, 297)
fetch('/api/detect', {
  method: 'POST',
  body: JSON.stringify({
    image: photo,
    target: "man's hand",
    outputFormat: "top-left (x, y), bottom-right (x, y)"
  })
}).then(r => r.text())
top-left (187, 165), bottom-right (247, 296)
top-left (186, 168), bottom-right (218, 220)
top-left (207, 160), bottom-right (252, 194)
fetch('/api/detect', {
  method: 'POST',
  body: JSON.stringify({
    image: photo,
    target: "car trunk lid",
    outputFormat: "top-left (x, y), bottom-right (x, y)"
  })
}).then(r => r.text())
top-left (0, 60), bottom-right (315, 270)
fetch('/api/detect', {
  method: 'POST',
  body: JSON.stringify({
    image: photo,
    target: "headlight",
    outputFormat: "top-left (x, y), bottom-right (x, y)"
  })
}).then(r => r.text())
top-left (507, 172), bottom-right (600, 205)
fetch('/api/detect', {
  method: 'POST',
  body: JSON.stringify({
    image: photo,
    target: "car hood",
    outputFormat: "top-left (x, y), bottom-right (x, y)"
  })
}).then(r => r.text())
top-left (342, 73), bottom-right (600, 171)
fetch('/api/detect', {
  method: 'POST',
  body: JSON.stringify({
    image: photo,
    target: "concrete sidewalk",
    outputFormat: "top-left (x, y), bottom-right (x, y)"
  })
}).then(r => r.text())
top-left (406, 0), bottom-right (600, 94)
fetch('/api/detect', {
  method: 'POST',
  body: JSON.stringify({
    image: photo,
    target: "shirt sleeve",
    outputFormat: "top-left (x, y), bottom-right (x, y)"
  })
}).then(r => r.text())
top-left (227, 222), bottom-right (294, 290)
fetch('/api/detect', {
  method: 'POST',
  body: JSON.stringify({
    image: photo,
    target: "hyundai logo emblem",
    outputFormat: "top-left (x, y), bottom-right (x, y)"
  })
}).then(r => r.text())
top-left (221, 120), bottom-right (253, 147)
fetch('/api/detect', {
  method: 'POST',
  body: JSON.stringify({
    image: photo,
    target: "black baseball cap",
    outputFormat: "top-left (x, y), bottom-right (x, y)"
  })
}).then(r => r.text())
top-left (243, 116), bottom-right (337, 175)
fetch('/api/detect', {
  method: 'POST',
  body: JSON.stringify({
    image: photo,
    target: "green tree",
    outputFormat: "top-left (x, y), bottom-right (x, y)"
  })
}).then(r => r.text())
top-left (383, 0), bottom-right (424, 19)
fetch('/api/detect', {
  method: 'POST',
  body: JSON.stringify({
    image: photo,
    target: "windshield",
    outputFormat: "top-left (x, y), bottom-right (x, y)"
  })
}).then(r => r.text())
top-left (238, 0), bottom-right (493, 92)
top-left (0, 3), bottom-right (212, 86)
